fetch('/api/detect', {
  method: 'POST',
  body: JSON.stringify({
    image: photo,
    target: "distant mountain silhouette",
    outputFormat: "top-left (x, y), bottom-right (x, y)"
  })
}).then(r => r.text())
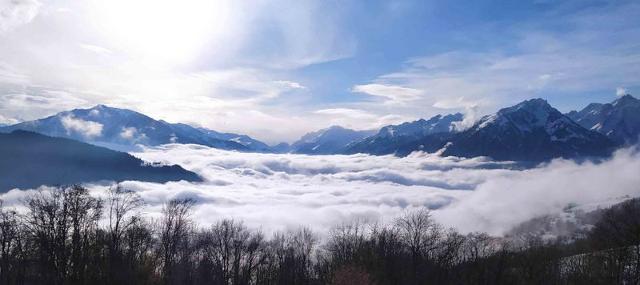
top-left (567, 94), bottom-right (640, 145)
top-left (0, 130), bottom-right (201, 191)
top-left (290, 126), bottom-right (375, 155)
top-left (345, 113), bottom-right (463, 155)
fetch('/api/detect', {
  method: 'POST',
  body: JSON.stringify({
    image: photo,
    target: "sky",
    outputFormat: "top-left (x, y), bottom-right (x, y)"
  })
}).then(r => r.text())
top-left (0, 0), bottom-right (639, 143)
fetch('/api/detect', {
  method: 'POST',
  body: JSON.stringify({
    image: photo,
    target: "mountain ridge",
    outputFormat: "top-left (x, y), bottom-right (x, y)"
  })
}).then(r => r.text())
top-left (567, 94), bottom-right (640, 145)
top-left (0, 105), bottom-right (271, 152)
top-left (344, 113), bottom-right (463, 155)
top-left (0, 130), bottom-right (201, 191)
top-left (440, 98), bottom-right (615, 161)
top-left (2, 96), bottom-right (635, 161)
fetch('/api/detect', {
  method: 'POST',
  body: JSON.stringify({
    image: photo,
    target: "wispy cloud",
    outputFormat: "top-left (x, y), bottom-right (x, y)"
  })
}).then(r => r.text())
top-left (119, 127), bottom-right (137, 140)
top-left (79, 44), bottom-right (113, 55)
top-left (313, 108), bottom-right (410, 131)
top-left (616, 87), bottom-right (628, 97)
top-left (60, 115), bottom-right (103, 138)
top-left (0, 0), bottom-right (41, 33)
top-left (351, 1), bottom-right (640, 121)
top-left (352, 84), bottom-right (423, 104)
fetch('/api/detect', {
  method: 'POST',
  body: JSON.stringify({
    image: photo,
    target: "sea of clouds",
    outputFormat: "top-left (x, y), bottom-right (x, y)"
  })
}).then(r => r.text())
top-left (3, 144), bottom-right (640, 236)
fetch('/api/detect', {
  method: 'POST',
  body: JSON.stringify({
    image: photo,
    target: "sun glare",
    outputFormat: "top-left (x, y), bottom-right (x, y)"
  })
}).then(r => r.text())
top-left (89, 0), bottom-right (231, 65)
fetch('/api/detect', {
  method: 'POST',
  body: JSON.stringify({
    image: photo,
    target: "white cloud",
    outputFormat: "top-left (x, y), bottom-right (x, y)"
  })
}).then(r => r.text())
top-left (0, 90), bottom-right (89, 121)
top-left (60, 115), bottom-right (103, 138)
top-left (432, 97), bottom-right (477, 110)
top-left (0, 61), bottom-right (28, 84)
top-left (274, 80), bottom-right (305, 89)
top-left (352, 83), bottom-right (422, 104)
top-left (0, 0), bottom-right (41, 33)
top-left (616, 87), bottom-right (628, 96)
top-left (314, 108), bottom-right (374, 119)
top-left (79, 43), bottom-right (113, 55)
top-left (127, 145), bottom-right (638, 236)
top-left (122, 145), bottom-right (506, 235)
top-left (432, 97), bottom-right (480, 131)
top-left (0, 0), bottom-right (356, 143)
top-left (435, 148), bottom-right (640, 235)
top-left (119, 127), bottom-right (137, 140)
top-left (313, 108), bottom-right (411, 132)
top-left (1, 145), bottom-right (638, 238)
top-left (0, 113), bottom-right (18, 125)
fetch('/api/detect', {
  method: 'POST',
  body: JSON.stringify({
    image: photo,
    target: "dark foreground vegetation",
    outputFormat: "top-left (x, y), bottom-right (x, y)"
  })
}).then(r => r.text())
top-left (0, 185), bottom-right (638, 285)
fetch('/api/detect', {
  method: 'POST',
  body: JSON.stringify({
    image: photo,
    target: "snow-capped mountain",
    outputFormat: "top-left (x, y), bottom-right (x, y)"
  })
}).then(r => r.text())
top-left (566, 94), bottom-right (640, 145)
top-left (0, 105), bottom-right (270, 152)
top-left (290, 126), bottom-right (375, 155)
top-left (344, 113), bottom-right (463, 155)
top-left (442, 98), bottom-right (614, 161)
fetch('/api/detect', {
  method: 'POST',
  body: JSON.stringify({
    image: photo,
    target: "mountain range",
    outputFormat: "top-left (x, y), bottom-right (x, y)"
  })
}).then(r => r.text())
top-left (0, 105), bottom-right (267, 152)
top-left (345, 113), bottom-right (463, 155)
top-left (0, 130), bottom-right (201, 191)
top-left (440, 98), bottom-right (614, 161)
top-left (2, 94), bottom-right (639, 162)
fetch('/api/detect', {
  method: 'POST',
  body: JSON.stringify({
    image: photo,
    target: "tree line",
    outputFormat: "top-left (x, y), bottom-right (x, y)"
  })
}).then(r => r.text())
top-left (0, 184), bottom-right (638, 285)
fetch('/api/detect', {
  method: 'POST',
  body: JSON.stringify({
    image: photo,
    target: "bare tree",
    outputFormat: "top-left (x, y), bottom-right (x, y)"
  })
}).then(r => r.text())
top-left (105, 184), bottom-right (143, 284)
top-left (259, 228), bottom-right (316, 285)
top-left (197, 219), bottom-right (267, 285)
top-left (0, 201), bottom-right (24, 285)
top-left (394, 209), bottom-right (442, 282)
top-left (159, 198), bottom-right (196, 285)
top-left (22, 185), bottom-right (102, 285)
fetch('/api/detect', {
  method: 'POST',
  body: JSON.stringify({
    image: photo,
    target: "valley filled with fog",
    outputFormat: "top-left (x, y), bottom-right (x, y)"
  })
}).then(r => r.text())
top-left (6, 145), bottom-right (638, 237)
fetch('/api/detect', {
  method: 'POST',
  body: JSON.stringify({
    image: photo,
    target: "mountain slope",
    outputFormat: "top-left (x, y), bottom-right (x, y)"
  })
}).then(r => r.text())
top-left (345, 113), bottom-right (463, 155)
top-left (0, 105), bottom-right (271, 152)
top-left (0, 130), bottom-right (201, 191)
top-left (290, 126), bottom-right (375, 155)
top-left (566, 94), bottom-right (640, 145)
top-left (442, 98), bottom-right (614, 161)
top-left (197, 128), bottom-right (272, 152)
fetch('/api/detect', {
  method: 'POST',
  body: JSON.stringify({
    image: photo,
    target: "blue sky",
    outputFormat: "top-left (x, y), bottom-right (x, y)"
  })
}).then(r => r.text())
top-left (0, 0), bottom-right (638, 142)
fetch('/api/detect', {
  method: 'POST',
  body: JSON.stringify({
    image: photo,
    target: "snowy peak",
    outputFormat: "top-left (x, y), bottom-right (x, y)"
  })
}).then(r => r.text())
top-left (612, 94), bottom-right (639, 107)
top-left (478, 98), bottom-right (560, 131)
top-left (442, 98), bottom-right (614, 161)
top-left (475, 98), bottom-right (590, 138)
top-left (567, 94), bottom-right (640, 145)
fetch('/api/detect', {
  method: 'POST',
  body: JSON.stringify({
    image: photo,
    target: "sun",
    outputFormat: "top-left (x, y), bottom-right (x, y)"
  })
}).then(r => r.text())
top-left (89, 0), bottom-right (232, 65)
